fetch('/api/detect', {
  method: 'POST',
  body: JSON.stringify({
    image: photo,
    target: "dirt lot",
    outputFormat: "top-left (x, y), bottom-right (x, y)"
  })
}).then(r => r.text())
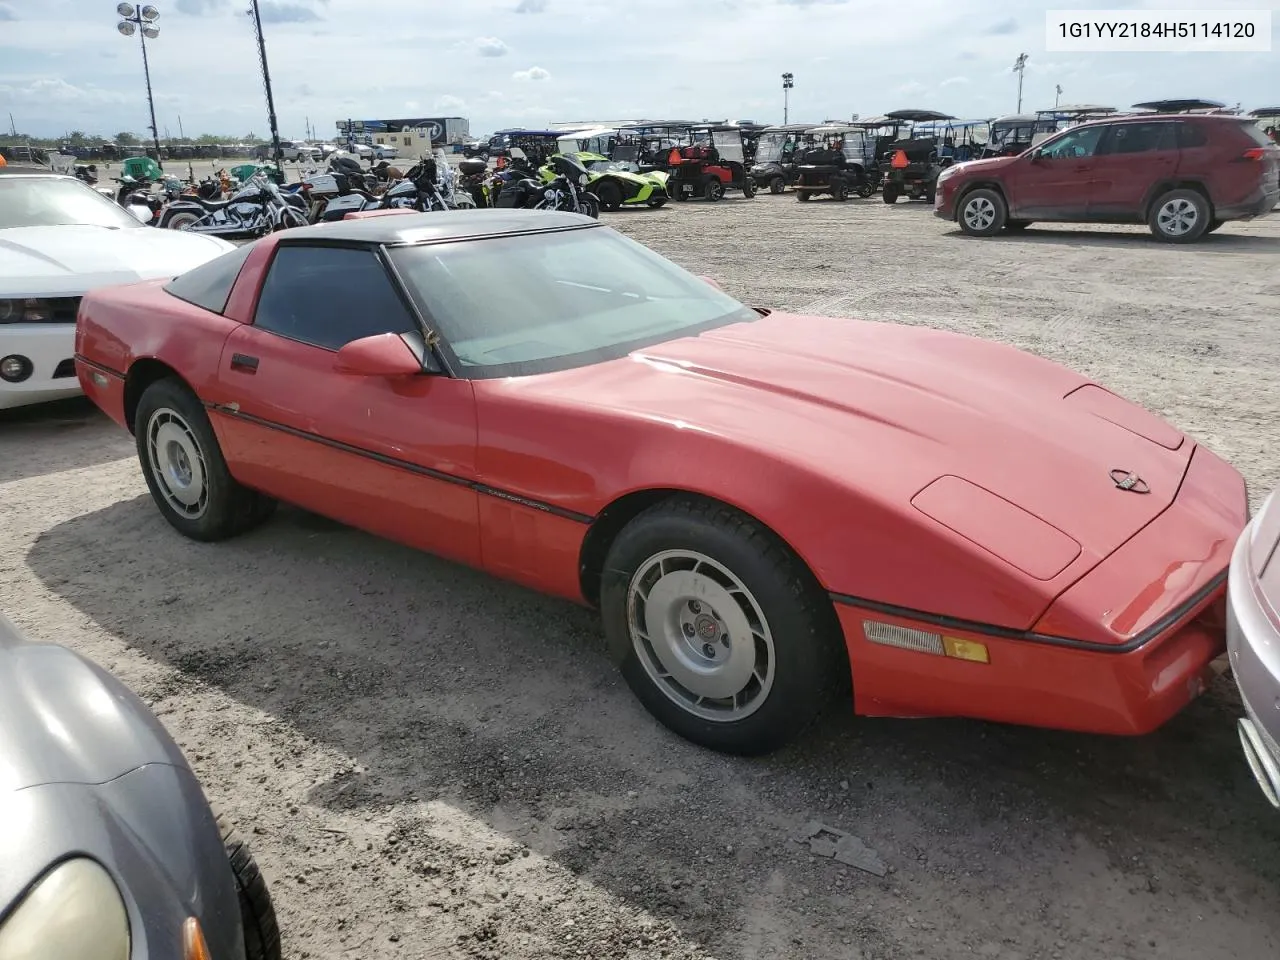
top-left (3, 196), bottom-right (1280, 960)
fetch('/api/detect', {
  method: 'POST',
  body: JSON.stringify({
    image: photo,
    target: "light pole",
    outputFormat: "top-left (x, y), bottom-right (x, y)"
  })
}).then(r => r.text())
top-left (1055, 84), bottom-right (1063, 108)
top-left (247, 0), bottom-right (285, 176)
top-left (1012, 53), bottom-right (1028, 113)
top-left (116, 3), bottom-right (163, 168)
top-left (782, 72), bottom-right (794, 125)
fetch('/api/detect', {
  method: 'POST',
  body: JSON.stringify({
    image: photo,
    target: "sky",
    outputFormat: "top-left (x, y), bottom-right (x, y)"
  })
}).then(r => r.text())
top-left (1, 0), bottom-right (1277, 141)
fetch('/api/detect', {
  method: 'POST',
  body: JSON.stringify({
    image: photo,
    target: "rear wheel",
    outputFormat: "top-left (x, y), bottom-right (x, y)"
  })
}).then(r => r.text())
top-left (957, 188), bottom-right (1007, 237)
top-left (830, 178), bottom-right (848, 202)
top-left (769, 175), bottom-right (785, 194)
top-left (741, 177), bottom-right (756, 199)
top-left (1148, 188), bottom-right (1210, 243)
top-left (600, 496), bottom-right (846, 755)
top-left (162, 210), bottom-right (201, 231)
top-left (594, 179), bottom-right (623, 212)
top-left (647, 197), bottom-right (667, 208)
top-left (856, 181), bottom-right (874, 198)
top-left (134, 378), bottom-right (276, 541)
top-left (882, 185), bottom-right (899, 204)
top-left (796, 189), bottom-right (810, 202)
top-left (705, 178), bottom-right (725, 202)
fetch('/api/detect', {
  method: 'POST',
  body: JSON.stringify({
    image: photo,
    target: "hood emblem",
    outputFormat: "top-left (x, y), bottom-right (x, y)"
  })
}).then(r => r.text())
top-left (1110, 469), bottom-right (1150, 494)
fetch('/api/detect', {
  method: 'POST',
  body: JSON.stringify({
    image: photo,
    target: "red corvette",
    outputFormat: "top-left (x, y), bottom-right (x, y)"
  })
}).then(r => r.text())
top-left (75, 210), bottom-right (1247, 755)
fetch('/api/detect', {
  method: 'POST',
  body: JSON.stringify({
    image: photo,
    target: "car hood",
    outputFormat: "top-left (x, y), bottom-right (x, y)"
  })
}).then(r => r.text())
top-left (947, 155), bottom-right (1019, 175)
top-left (0, 225), bottom-right (233, 299)
top-left (0, 615), bottom-right (190, 792)
top-left (524, 312), bottom-right (1192, 618)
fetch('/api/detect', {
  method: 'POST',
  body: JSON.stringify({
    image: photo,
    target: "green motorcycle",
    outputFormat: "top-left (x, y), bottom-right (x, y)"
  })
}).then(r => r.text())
top-left (539, 152), bottom-right (669, 211)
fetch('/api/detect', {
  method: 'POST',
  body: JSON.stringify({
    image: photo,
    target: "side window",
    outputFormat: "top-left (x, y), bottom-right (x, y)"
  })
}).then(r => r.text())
top-left (1040, 125), bottom-right (1107, 160)
top-left (163, 243), bottom-right (255, 314)
top-left (1177, 122), bottom-right (1210, 148)
top-left (1103, 122), bottom-right (1177, 154)
top-left (252, 245), bottom-right (417, 351)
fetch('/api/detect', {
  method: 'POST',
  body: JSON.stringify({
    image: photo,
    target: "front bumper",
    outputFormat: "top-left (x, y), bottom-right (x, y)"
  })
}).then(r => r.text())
top-left (0, 323), bottom-right (82, 410)
top-left (836, 445), bottom-right (1244, 735)
top-left (1226, 519), bottom-right (1280, 807)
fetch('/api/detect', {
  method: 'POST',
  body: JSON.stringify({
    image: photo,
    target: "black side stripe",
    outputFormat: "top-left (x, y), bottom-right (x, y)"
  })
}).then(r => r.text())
top-left (830, 568), bottom-right (1227, 655)
top-left (74, 355), bottom-right (126, 380)
top-left (205, 403), bottom-right (595, 525)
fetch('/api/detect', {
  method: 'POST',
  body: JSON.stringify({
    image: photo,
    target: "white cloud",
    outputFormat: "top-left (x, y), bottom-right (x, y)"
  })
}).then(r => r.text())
top-left (514, 0), bottom-right (547, 11)
top-left (435, 94), bottom-right (467, 111)
top-left (512, 66), bottom-right (551, 82)
top-left (474, 37), bottom-right (509, 57)
top-left (0, 3), bottom-right (17, 20)
top-left (940, 76), bottom-right (970, 87)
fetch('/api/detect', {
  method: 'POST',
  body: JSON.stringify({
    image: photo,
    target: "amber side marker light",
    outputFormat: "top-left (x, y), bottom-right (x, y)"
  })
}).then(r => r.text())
top-left (184, 917), bottom-right (211, 960)
top-left (863, 620), bottom-right (990, 664)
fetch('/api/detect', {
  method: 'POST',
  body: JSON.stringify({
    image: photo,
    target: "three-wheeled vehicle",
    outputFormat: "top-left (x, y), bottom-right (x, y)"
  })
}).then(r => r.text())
top-left (749, 123), bottom-right (815, 193)
top-left (540, 151), bottom-right (669, 210)
top-left (666, 125), bottom-right (756, 202)
top-left (791, 124), bottom-right (874, 201)
top-left (878, 109), bottom-right (955, 204)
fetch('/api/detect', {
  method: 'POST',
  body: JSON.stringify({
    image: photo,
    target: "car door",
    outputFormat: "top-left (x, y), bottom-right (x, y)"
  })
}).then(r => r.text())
top-left (1004, 124), bottom-right (1110, 220)
top-left (1087, 121), bottom-right (1180, 219)
top-left (213, 242), bottom-right (482, 567)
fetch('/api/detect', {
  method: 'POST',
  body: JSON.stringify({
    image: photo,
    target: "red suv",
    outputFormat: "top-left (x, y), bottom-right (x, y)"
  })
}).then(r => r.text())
top-left (934, 114), bottom-right (1280, 243)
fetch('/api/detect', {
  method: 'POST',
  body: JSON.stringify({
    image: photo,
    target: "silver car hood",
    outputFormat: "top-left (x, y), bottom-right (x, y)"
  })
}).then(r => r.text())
top-left (0, 614), bottom-right (190, 792)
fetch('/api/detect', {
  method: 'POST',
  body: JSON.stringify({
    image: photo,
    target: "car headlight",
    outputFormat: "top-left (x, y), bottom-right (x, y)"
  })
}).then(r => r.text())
top-left (0, 858), bottom-right (130, 960)
top-left (0, 299), bottom-right (52, 323)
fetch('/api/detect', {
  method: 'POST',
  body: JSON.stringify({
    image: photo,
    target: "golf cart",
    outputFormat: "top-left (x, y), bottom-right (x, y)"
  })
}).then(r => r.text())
top-left (878, 109), bottom-right (955, 204)
top-left (913, 119), bottom-right (989, 163)
top-left (1250, 107), bottom-right (1280, 144)
top-left (749, 123), bottom-right (815, 193)
top-left (540, 151), bottom-right (669, 210)
top-left (792, 124), bottom-right (874, 201)
top-left (556, 126), bottom-right (619, 158)
top-left (612, 121), bottom-right (701, 174)
top-left (666, 125), bottom-right (756, 202)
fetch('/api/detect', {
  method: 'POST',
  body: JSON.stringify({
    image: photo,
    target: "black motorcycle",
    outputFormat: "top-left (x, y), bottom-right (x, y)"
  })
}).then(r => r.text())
top-left (528, 154), bottom-right (599, 218)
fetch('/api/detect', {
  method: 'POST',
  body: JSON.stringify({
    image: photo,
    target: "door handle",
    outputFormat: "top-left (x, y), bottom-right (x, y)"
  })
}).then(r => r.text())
top-left (230, 353), bottom-right (259, 373)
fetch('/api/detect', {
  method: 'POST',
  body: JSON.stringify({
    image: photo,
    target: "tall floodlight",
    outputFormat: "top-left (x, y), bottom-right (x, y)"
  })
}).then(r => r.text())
top-left (247, 0), bottom-right (284, 174)
top-left (116, 3), bottom-right (163, 169)
top-left (782, 72), bottom-right (794, 125)
top-left (1013, 53), bottom-right (1029, 113)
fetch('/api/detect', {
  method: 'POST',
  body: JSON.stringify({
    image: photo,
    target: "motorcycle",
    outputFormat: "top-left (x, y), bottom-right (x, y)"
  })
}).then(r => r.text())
top-left (532, 154), bottom-right (599, 218)
top-left (318, 152), bottom-right (474, 221)
top-left (156, 174), bottom-right (308, 237)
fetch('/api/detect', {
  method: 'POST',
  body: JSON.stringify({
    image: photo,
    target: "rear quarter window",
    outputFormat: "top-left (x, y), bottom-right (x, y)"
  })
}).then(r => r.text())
top-left (162, 243), bottom-right (254, 314)
top-left (1240, 122), bottom-right (1277, 148)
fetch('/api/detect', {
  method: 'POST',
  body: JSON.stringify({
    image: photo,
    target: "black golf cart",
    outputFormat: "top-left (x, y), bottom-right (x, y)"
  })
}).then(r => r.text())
top-left (749, 123), bottom-right (815, 193)
top-left (984, 114), bottom-right (1059, 157)
top-left (791, 124), bottom-right (875, 201)
top-left (666, 125), bottom-right (756, 202)
top-left (611, 121), bottom-right (702, 174)
top-left (877, 109), bottom-right (955, 204)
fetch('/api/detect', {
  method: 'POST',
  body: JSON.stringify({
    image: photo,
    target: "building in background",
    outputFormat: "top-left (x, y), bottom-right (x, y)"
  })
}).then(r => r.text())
top-left (334, 117), bottom-right (470, 152)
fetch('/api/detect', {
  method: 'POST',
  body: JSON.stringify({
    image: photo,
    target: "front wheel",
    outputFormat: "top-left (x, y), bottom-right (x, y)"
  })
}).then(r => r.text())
top-left (600, 496), bottom-right (846, 755)
top-left (647, 197), bottom-right (667, 208)
top-left (856, 182), bottom-right (874, 198)
top-left (705, 178), bottom-right (725, 202)
top-left (830, 178), bottom-right (848, 202)
top-left (579, 194), bottom-right (600, 219)
top-left (881, 185), bottom-right (899, 204)
top-left (593, 179), bottom-right (623, 212)
top-left (216, 809), bottom-right (282, 960)
top-left (957, 187), bottom-right (1007, 236)
top-left (134, 378), bottom-right (276, 542)
top-left (1149, 189), bottom-right (1211, 243)
top-left (769, 175), bottom-right (785, 194)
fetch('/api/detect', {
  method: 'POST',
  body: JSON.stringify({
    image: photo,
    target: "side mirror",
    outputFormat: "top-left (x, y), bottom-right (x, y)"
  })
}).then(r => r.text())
top-left (333, 333), bottom-right (423, 377)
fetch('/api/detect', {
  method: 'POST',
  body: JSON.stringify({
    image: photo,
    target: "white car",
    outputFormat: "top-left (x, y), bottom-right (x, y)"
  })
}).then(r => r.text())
top-left (373, 143), bottom-right (400, 161)
top-left (0, 171), bottom-right (234, 411)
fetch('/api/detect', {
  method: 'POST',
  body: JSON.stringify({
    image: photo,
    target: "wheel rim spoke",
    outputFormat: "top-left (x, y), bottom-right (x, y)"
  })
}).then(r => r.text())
top-left (147, 407), bottom-right (209, 520)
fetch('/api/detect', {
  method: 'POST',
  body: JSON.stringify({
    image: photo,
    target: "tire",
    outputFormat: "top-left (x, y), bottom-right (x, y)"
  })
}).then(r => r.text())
top-left (741, 178), bottom-right (756, 199)
top-left (134, 378), bottom-right (276, 542)
top-left (856, 182), bottom-right (874, 199)
top-left (1148, 188), bottom-right (1210, 243)
top-left (594, 179), bottom-right (623, 212)
top-left (163, 210), bottom-right (201, 231)
top-left (580, 194), bottom-right (600, 219)
top-left (599, 495), bottom-right (846, 755)
top-left (673, 187), bottom-right (687, 202)
top-left (830, 178), bottom-right (848, 202)
top-left (881, 186), bottom-right (899, 204)
top-left (796, 189), bottom-right (810, 202)
top-left (216, 808), bottom-right (282, 960)
top-left (1206, 219), bottom-right (1224, 234)
top-left (705, 178), bottom-right (725, 202)
top-left (273, 207), bottom-right (307, 231)
top-left (646, 197), bottom-right (667, 208)
top-left (769, 175), bottom-right (785, 194)
top-left (1004, 220), bottom-right (1033, 231)
top-left (957, 187), bottom-right (1007, 237)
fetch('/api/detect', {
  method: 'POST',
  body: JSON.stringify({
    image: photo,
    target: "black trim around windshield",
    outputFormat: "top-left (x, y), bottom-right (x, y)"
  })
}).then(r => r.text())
top-left (384, 238), bottom-right (761, 381)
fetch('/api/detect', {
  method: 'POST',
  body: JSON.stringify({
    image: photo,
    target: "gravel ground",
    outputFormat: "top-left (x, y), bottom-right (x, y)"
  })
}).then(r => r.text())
top-left (3, 195), bottom-right (1280, 960)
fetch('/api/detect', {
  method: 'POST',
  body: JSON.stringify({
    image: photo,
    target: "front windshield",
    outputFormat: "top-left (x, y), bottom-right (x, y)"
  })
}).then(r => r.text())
top-left (389, 226), bottom-right (758, 378)
top-left (0, 176), bottom-right (141, 230)
top-left (755, 133), bottom-right (786, 163)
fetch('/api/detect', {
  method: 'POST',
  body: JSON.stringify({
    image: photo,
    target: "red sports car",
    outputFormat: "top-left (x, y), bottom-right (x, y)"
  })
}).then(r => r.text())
top-left (75, 210), bottom-right (1247, 755)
